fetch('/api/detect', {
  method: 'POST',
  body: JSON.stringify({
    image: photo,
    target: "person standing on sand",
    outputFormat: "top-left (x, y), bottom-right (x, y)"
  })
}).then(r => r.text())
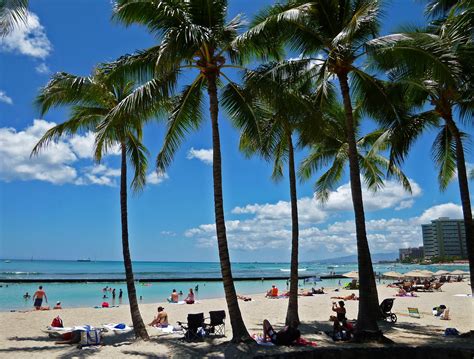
top-left (112, 288), bottom-right (116, 299)
top-left (33, 286), bottom-right (47, 309)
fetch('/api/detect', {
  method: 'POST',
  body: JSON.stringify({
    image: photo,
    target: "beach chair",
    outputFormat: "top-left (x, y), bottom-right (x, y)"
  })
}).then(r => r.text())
top-left (177, 313), bottom-right (205, 341)
top-left (380, 298), bottom-right (397, 323)
top-left (408, 307), bottom-right (421, 318)
top-left (205, 310), bottom-right (226, 336)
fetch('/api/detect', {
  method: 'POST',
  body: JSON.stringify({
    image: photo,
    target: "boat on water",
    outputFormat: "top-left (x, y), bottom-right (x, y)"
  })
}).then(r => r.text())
top-left (77, 258), bottom-right (91, 262)
top-left (4, 260), bottom-right (11, 263)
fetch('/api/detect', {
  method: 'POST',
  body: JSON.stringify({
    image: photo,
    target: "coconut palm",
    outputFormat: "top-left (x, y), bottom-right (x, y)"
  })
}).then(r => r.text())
top-left (236, 0), bottom-right (401, 339)
top-left (0, 0), bottom-right (28, 36)
top-left (31, 70), bottom-right (150, 340)
top-left (368, 13), bottom-right (474, 292)
top-left (234, 64), bottom-right (318, 326)
top-left (109, 0), bottom-right (260, 342)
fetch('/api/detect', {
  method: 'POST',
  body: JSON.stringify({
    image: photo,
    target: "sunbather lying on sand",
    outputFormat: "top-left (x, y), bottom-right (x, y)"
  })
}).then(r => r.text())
top-left (330, 293), bottom-right (358, 301)
top-left (263, 319), bottom-right (300, 345)
top-left (298, 289), bottom-right (313, 296)
top-left (396, 288), bottom-right (418, 297)
top-left (237, 294), bottom-right (252, 301)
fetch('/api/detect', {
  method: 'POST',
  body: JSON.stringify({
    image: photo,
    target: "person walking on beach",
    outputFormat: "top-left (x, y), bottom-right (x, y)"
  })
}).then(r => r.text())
top-left (33, 286), bottom-right (47, 309)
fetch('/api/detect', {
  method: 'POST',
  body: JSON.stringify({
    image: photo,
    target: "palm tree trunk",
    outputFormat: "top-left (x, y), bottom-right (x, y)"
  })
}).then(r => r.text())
top-left (206, 73), bottom-right (251, 343)
top-left (285, 132), bottom-right (300, 326)
top-left (120, 143), bottom-right (149, 340)
top-left (444, 115), bottom-right (473, 295)
top-left (337, 72), bottom-right (381, 340)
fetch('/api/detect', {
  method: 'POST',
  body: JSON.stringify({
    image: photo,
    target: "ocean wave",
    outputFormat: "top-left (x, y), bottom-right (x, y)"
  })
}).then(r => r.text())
top-left (0, 271), bottom-right (40, 275)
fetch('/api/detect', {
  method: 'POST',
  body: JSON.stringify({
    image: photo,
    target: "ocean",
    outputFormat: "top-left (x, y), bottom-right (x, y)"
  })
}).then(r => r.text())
top-left (0, 260), bottom-right (469, 311)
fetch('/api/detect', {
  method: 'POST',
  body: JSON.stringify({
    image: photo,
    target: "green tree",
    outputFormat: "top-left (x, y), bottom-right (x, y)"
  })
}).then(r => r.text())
top-left (32, 70), bottom-right (150, 340)
top-left (110, 0), bottom-right (259, 342)
top-left (237, 0), bottom-right (401, 339)
top-left (368, 6), bottom-right (473, 293)
top-left (0, 0), bottom-right (29, 36)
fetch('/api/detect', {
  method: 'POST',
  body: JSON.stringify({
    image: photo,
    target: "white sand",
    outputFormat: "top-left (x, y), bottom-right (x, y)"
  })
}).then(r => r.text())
top-left (0, 282), bottom-right (472, 358)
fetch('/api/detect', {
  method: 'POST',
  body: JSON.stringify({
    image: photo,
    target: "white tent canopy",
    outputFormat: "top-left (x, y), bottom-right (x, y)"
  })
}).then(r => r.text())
top-left (342, 271), bottom-right (359, 279)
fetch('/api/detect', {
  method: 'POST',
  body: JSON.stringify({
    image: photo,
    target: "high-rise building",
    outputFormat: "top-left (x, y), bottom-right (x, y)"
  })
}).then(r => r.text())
top-left (422, 217), bottom-right (467, 258)
top-left (399, 246), bottom-right (424, 261)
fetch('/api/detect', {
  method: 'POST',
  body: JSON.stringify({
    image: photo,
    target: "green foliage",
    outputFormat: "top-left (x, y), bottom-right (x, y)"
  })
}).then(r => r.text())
top-left (0, 0), bottom-right (29, 36)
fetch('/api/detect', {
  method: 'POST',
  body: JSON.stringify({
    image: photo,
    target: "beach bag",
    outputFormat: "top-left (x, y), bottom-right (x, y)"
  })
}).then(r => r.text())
top-left (101, 302), bottom-right (109, 308)
top-left (444, 328), bottom-right (459, 336)
top-left (80, 328), bottom-right (102, 346)
top-left (51, 316), bottom-right (63, 328)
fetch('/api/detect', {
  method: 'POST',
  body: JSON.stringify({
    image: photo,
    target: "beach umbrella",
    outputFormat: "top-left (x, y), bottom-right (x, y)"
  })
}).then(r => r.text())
top-left (433, 270), bottom-right (450, 276)
top-left (419, 270), bottom-right (434, 276)
top-left (450, 270), bottom-right (468, 275)
top-left (403, 271), bottom-right (431, 278)
top-left (383, 271), bottom-right (404, 278)
top-left (342, 271), bottom-right (359, 279)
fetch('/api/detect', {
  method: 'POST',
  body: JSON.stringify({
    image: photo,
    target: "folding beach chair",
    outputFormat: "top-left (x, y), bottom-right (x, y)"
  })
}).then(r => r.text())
top-left (205, 310), bottom-right (226, 336)
top-left (408, 307), bottom-right (421, 318)
top-left (177, 313), bottom-right (205, 341)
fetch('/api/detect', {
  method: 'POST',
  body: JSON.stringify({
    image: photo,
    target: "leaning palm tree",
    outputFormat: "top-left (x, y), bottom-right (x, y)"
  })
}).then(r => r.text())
top-left (110, 0), bottom-right (260, 342)
top-left (237, 0), bottom-right (401, 339)
top-left (368, 14), bottom-right (474, 292)
top-left (0, 0), bottom-right (29, 36)
top-left (32, 70), bottom-right (150, 340)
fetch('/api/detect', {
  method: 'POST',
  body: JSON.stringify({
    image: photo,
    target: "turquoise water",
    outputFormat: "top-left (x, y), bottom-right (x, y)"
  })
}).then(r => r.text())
top-left (0, 260), bottom-right (469, 311)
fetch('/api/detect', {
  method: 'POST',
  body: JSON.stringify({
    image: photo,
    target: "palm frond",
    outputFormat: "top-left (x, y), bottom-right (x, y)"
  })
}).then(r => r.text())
top-left (432, 124), bottom-right (457, 190)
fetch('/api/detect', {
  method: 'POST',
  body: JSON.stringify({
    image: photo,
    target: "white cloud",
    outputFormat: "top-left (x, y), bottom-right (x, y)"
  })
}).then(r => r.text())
top-left (0, 12), bottom-right (52, 59)
top-left (35, 63), bottom-right (50, 74)
top-left (0, 90), bottom-right (13, 105)
top-left (0, 120), bottom-right (119, 186)
top-left (185, 179), bottom-right (436, 255)
top-left (187, 147), bottom-right (213, 165)
top-left (147, 171), bottom-right (168, 185)
top-left (416, 203), bottom-right (464, 224)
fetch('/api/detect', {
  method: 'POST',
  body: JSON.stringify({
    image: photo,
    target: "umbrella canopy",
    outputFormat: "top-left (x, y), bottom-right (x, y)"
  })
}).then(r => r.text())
top-left (419, 270), bottom-right (434, 276)
top-left (383, 271), bottom-right (404, 278)
top-left (450, 270), bottom-right (469, 275)
top-left (403, 271), bottom-right (431, 278)
top-left (342, 271), bottom-right (359, 279)
top-left (434, 270), bottom-right (450, 276)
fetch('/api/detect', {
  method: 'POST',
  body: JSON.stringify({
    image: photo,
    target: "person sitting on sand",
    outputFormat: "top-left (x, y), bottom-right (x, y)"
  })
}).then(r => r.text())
top-left (237, 294), bottom-right (252, 301)
top-left (266, 285), bottom-right (279, 297)
top-left (33, 285), bottom-right (48, 310)
top-left (53, 301), bottom-right (62, 310)
top-left (184, 288), bottom-right (195, 304)
top-left (331, 293), bottom-right (358, 301)
top-left (263, 319), bottom-right (300, 345)
top-left (311, 287), bottom-right (325, 294)
top-left (167, 289), bottom-right (179, 303)
top-left (149, 306), bottom-right (168, 327)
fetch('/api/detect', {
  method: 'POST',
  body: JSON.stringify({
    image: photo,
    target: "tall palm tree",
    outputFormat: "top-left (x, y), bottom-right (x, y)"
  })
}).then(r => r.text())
top-left (31, 70), bottom-right (150, 340)
top-left (368, 12), bottom-right (474, 292)
top-left (110, 0), bottom-right (260, 342)
top-left (236, 0), bottom-right (402, 339)
top-left (234, 64), bottom-right (317, 326)
top-left (0, 0), bottom-right (29, 36)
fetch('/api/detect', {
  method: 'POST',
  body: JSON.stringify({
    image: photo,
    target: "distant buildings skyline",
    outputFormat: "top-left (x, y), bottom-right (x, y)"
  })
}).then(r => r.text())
top-left (422, 217), bottom-right (467, 258)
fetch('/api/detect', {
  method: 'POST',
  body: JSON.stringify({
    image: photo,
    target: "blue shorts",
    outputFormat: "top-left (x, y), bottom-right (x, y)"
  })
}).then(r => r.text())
top-left (34, 298), bottom-right (43, 307)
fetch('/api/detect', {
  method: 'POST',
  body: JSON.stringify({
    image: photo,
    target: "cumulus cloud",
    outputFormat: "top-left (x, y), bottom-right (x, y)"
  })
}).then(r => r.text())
top-left (0, 90), bottom-right (13, 105)
top-left (0, 12), bottom-right (52, 59)
top-left (0, 120), bottom-right (120, 186)
top-left (147, 171), bottom-right (168, 185)
top-left (187, 147), bottom-right (213, 165)
top-left (184, 179), bottom-right (453, 255)
top-left (35, 63), bottom-right (50, 74)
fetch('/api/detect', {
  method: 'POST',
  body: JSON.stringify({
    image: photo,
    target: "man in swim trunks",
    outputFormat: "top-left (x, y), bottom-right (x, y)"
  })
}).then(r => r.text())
top-left (33, 285), bottom-right (47, 309)
top-left (167, 289), bottom-right (179, 303)
top-left (148, 306), bottom-right (168, 327)
top-left (263, 319), bottom-right (300, 345)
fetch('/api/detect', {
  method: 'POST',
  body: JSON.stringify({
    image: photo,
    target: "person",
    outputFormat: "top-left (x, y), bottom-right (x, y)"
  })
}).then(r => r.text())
top-left (103, 294), bottom-right (108, 299)
top-left (195, 284), bottom-right (199, 293)
top-left (396, 288), bottom-right (417, 297)
top-left (179, 290), bottom-right (183, 296)
top-left (330, 293), bottom-right (358, 301)
top-left (298, 289), bottom-right (313, 296)
top-left (311, 287), bottom-right (325, 294)
top-left (331, 301), bottom-right (346, 324)
top-left (55, 330), bottom-right (82, 345)
top-left (167, 289), bottom-right (179, 303)
top-left (263, 319), bottom-right (300, 345)
top-left (23, 292), bottom-right (30, 299)
top-left (148, 306), bottom-right (168, 327)
top-left (184, 288), bottom-right (195, 304)
top-left (119, 289), bottom-right (123, 299)
top-left (331, 301), bottom-right (352, 339)
top-left (139, 295), bottom-right (143, 301)
top-left (33, 285), bottom-right (48, 309)
top-left (266, 285), bottom-right (279, 297)
top-left (338, 280), bottom-right (341, 286)
top-left (237, 294), bottom-right (252, 301)
top-left (103, 286), bottom-right (108, 292)
top-left (53, 301), bottom-right (62, 310)
top-left (112, 288), bottom-right (116, 299)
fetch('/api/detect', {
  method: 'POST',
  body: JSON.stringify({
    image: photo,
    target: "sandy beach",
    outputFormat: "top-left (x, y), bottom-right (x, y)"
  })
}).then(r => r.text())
top-left (0, 282), bottom-right (472, 358)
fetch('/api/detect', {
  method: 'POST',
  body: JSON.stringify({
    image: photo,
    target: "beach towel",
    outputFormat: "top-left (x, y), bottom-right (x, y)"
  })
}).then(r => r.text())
top-left (103, 323), bottom-right (132, 333)
top-left (266, 295), bottom-right (288, 299)
top-left (408, 307), bottom-right (421, 318)
top-left (453, 294), bottom-right (472, 297)
top-left (251, 334), bottom-right (275, 346)
top-left (152, 325), bottom-right (176, 333)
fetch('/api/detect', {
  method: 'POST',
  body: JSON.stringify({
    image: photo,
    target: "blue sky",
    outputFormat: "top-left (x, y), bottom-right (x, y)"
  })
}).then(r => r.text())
top-left (0, 1), bottom-right (471, 262)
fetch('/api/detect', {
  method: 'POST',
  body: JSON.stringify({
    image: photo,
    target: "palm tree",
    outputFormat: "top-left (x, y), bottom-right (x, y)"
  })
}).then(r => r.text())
top-left (234, 64), bottom-right (318, 326)
top-left (0, 0), bottom-right (29, 36)
top-left (31, 70), bottom-right (150, 340)
top-left (368, 12), bottom-right (474, 292)
top-left (110, 0), bottom-right (259, 342)
top-left (237, 0), bottom-right (401, 339)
